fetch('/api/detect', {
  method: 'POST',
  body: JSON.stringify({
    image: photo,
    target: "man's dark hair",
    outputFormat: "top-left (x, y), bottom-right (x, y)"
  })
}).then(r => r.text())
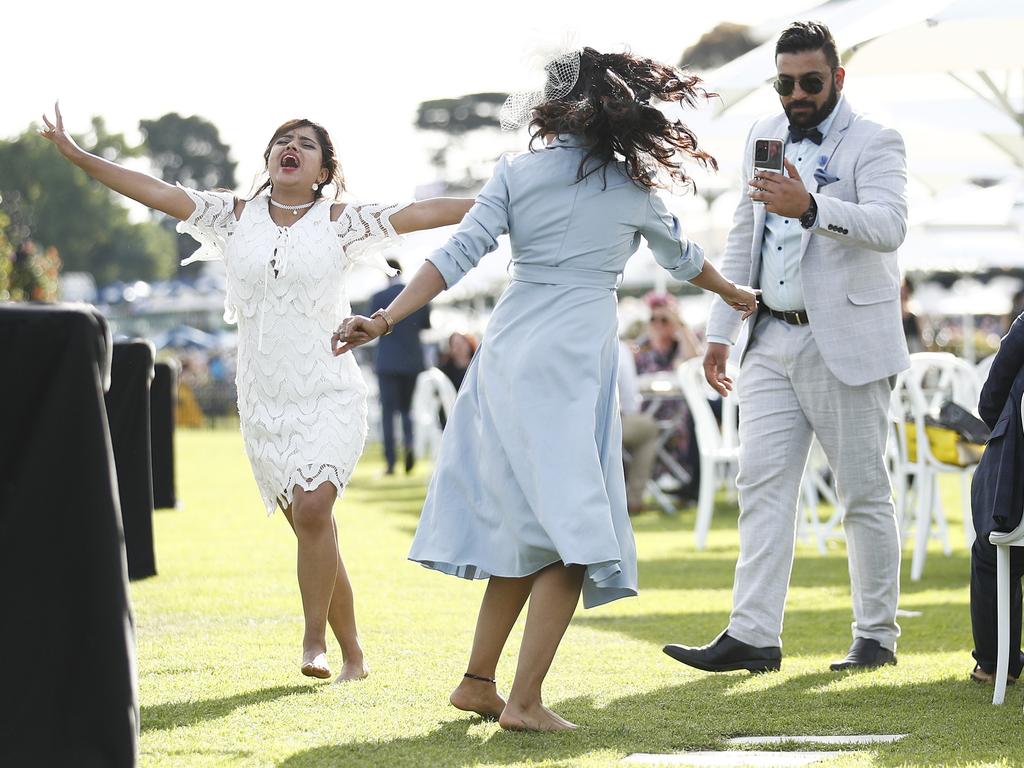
top-left (776, 21), bottom-right (841, 71)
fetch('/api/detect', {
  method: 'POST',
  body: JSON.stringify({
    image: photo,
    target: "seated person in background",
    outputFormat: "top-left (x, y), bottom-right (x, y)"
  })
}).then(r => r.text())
top-left (970, 312), bottom-right (1024, 683)
top-left (633, 291), bottom-right (703, 498)
top-left (439, 331), bottom-right (478, 391)
top-left (618, 340), bottom-right (660, 515)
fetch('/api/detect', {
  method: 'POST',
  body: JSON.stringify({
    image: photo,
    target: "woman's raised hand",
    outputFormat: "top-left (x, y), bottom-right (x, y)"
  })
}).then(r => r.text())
top-left (724, 283), bottom-right (759, 320)
top-left (39, 102), bottom-right (81, 158)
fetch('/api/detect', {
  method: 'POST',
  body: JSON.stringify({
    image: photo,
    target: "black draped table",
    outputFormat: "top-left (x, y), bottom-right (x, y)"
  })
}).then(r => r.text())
top-left (151, 360), bottom-right (178, 510)
top-left (106, 340), bottom-right (157, 580)
top-left (0, 303), bottom-right (138, 767)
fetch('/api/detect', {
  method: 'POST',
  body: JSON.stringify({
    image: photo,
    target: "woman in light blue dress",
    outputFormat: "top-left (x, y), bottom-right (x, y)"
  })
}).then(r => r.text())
top-left (334, 47), bottom-right (756, 730)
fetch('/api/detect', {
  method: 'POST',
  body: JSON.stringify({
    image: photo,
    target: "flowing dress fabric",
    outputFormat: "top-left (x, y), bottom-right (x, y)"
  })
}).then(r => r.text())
top-left (176, 187), bottom-right (406, 515)
top-left (408, 136), bottom-right (705, 608)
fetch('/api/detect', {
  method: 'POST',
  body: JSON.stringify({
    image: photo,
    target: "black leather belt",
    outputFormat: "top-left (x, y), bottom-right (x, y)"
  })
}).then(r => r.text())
top-left (758, 296), bottom-right (809, 326)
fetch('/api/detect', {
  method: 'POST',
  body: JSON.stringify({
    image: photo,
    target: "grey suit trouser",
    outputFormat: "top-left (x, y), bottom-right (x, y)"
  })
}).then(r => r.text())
top-left (728, 314), bottom-right (901, 651)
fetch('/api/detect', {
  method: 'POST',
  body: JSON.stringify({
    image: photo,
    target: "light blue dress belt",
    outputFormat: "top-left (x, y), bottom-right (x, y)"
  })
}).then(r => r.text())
top-left (510, 262), bottom-right (622, 290)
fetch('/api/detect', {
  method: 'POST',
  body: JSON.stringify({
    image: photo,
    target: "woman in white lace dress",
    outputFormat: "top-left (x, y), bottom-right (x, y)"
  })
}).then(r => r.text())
top-left (40, 105), bottom-right (473, 682)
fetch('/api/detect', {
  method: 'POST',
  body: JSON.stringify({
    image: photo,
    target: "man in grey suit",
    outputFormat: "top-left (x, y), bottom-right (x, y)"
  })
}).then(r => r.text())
top-left (664, 21), bottom-right (910, 672)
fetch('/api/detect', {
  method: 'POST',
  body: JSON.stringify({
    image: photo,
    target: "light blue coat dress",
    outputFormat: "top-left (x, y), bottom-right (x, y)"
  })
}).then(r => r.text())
top-left (408, 134), bottom-right (705, 608)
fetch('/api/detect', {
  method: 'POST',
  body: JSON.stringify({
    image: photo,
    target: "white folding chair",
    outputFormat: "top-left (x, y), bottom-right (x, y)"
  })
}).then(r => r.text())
top-left (891, 352), bottom-right (981, 581)
top-left (976, 354), bottom-right (995, 391)
top-left (677, 357), bottom-right (740, 550)
top-left (990, 392), bottom-right (1024, 707)
top-left (798, 438), bottom-right (845, 554)
top-left (411, 368), bottom-right (458, 464)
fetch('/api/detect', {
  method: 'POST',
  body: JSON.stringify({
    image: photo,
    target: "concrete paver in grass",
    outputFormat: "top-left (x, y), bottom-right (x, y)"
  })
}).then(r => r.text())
top-left (622, 735), bottom-right (908, 766)
top-left (727, 734), bottom-right (908, 746)
top-left (621, 751), bottom-right (843, 766)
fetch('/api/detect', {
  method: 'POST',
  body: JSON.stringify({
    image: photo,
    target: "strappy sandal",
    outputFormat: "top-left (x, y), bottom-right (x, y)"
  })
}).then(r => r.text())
top-left (971, 664), bottom-right (1017, 685)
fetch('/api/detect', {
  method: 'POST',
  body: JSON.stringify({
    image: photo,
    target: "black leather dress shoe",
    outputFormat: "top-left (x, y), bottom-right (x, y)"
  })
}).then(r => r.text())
top-left (829, 638), bottom-right (896, 671)
top-left (663, 631), bottom-right (782, 673)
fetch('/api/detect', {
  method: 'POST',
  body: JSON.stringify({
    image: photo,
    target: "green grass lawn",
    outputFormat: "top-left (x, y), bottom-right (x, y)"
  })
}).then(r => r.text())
top-left (135, 428), bottom-right (1021, 767)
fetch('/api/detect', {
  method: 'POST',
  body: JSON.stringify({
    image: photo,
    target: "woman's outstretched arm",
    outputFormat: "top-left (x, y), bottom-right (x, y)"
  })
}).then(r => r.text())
top-left (39, 102), bottom-right (195, 220)
top-left (331, 261), bottom-right (446, 355)
top-left (389, 198), bottom-right (475, 234)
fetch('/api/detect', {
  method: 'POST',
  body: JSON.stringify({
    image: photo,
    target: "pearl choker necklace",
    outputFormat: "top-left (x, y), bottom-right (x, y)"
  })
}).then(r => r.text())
top-left (270, 197), bottom-right (315, 216)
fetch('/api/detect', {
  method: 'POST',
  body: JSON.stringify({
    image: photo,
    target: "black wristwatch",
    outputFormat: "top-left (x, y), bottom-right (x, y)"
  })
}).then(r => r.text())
top-left (799, 194), bottom-right (818, 229)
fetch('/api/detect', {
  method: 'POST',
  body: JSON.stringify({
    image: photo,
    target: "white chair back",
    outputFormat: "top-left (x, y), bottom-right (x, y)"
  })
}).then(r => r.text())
top-left (677, 357), bottom-right (722, 455)
top-left (989, 392), bottom-right (1024, 706)
top-left (411, 368), bottom-right (458, 462)
top-left (975, 354), bottom-right (995, 390)
top-left (892, 352), bottom-right (981, 467)
top-left (891, 352), bottom-right (982, 580)
top-left (676, 357), bottom-right (739, 458)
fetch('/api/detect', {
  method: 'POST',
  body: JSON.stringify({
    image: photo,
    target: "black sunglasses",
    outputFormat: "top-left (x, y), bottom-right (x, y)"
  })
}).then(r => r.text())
top-left (772, 73), bottom-right (829, 97)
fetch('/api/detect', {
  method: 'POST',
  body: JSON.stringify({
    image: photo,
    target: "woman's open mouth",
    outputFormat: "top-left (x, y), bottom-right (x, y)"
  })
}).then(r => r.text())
top-left (280, 152), bottom-right (300, 171)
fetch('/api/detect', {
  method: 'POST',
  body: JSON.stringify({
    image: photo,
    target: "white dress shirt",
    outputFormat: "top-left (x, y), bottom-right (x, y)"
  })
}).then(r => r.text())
top-left (759, 96), bottom-right (845, 311)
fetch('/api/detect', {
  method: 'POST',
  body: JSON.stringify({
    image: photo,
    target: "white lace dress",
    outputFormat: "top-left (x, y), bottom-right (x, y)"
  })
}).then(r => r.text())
top-left (177, 187), bottom-right (408, 515)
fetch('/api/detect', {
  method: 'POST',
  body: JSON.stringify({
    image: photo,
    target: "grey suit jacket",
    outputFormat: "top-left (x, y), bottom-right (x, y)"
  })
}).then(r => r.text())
top-left (706, 98), bottom-right (911, 386)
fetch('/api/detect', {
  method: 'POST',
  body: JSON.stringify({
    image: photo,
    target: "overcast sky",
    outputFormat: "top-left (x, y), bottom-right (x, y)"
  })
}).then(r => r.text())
top-left (9, 0), bottom-right (818, 199)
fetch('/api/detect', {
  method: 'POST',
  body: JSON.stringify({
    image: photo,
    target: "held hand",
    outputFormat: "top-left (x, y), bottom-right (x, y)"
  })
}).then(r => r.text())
top-left (749, 159), bottom-right (809, 217)
top-left (38, 102), bottom-right (81, 158)
top-left (331, 315), bottom-right (387, 356)
top-left (703, 342), bottom-right (733, 398)
top-left (723, 283), bottom-right (758, 320)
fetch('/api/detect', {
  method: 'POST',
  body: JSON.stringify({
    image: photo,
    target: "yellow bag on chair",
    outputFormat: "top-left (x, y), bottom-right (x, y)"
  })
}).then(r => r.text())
top-left (904, 422), bottom-right (985, 467)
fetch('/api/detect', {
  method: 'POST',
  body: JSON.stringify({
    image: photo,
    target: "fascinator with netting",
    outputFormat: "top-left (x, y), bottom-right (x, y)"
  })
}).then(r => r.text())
top-left (499, 49), bottom-right (583, 131)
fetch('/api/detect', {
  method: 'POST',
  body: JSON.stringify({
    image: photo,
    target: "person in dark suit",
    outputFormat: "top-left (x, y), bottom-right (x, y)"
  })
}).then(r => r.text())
top-left (368, 258), bottom-right (431, 474)
top-left (970, 312), bottom-right (1024, 683)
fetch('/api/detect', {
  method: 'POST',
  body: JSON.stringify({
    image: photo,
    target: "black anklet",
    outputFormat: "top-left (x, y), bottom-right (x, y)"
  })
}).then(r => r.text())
top-left (463, 672), bottom-right (496, 684)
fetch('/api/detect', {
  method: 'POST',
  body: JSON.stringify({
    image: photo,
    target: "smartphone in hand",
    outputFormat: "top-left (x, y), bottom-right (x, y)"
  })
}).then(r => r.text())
top-left (753, 138), bottom-right (784, 175)
top-left (751, 138), bottom-right (784, 207)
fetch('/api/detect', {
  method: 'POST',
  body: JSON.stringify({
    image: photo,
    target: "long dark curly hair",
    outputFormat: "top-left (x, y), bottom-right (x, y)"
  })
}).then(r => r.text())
top-left (529, 47), bottom-right (717, 190)
top-left (248, 118), bottom-right (346, 201)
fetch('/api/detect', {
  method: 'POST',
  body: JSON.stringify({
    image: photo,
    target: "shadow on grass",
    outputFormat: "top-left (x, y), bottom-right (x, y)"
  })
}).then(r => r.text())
top-left (574, 601), bottom-right (969, 656)
top-left (141, 684), bottom-right (314, 732)
top-left (276, 673), bottom-right (1021, 768)
top-left (636, 545), bottom-right (970, 594)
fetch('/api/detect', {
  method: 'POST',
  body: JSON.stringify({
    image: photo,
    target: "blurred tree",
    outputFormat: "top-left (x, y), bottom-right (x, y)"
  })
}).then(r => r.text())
top-left (139, 113), bottom-right (236, 190)
top-left (415, 93), bottom-right (507, 134)
top-left (0, 119), bottom-right (176, 286)
top-left (8, 240), bottom-right (62, 302)
top-left (414, 93), bottom-right (511, 196)
top-left (138, 113), bottom-right (237, 267)
top-left (679, 22), bottom-right (760, 71)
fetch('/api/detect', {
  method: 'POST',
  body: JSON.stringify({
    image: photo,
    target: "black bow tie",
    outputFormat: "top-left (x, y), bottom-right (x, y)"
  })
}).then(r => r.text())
top-left (788, 126), bottom-right (824, 145)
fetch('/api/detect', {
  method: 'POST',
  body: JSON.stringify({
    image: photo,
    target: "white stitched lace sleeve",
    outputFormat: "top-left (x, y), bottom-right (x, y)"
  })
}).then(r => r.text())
top-left (175, 185), bottom-right (237, 266)
top-left (333, 202), bottom-right (411, 276)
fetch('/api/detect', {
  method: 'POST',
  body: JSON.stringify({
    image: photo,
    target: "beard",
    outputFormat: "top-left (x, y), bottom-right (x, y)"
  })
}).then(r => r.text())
top-left (784, 80), bottom-right (839, 128)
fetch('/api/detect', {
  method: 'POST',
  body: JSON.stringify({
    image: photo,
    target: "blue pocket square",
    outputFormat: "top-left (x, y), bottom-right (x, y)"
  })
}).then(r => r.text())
top-left (814, 168), bottom-right (840, 186)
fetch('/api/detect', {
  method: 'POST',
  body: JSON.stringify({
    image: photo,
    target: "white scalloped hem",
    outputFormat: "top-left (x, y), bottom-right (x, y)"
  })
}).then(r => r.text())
top-left (264, 463), bottom-right (352, 516)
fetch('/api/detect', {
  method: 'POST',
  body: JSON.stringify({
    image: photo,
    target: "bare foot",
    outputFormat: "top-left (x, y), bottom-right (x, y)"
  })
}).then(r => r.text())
top-left (333, 658), bottom-right (369, 683)
top-left (300, 649), bottom-right (331, 680)
top-left (499, 701), bottom-right (577, 731)
top-left (543, 706), bottom-right (576, 729)
top-left (450, 677), bottom-right (506, 720)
